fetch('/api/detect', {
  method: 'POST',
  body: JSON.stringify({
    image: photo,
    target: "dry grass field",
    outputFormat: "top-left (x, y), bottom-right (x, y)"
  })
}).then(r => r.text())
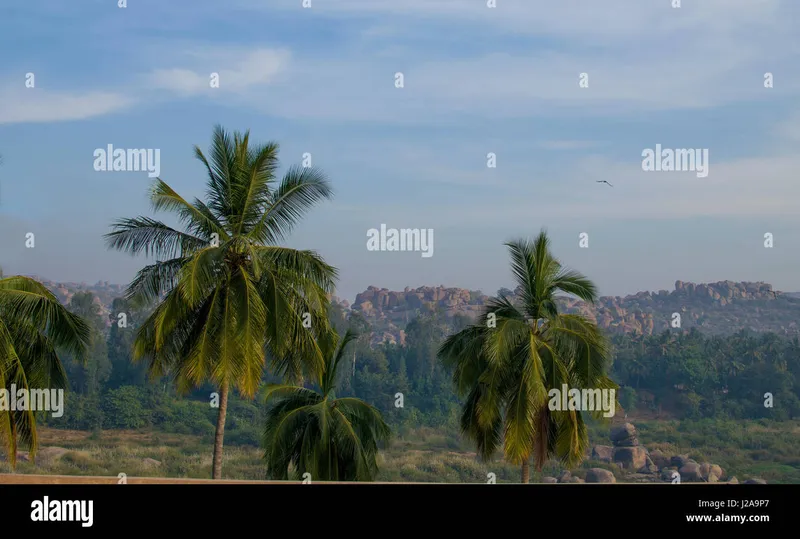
top-left (0, 427), bottom-right (525, 483)
top-left (1, 420), bottom-right (797, 484)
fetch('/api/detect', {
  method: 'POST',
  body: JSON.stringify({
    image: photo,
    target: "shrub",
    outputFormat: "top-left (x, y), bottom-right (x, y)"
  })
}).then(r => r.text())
top-left (102, 386), bottom-right (151, 429)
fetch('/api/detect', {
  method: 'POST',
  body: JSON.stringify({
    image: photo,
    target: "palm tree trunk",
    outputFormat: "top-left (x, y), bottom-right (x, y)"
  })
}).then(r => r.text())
top-left (521, 460), bottom-right (530, 483)
top-left (212, 382), bottom-right (229, 480)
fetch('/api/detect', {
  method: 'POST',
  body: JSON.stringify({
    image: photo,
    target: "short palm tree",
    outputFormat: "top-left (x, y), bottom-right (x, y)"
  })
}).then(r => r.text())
top-left (0, 275), bottom-right (90, 468)
top-left (263, 329), bottom-right (391, 481)
top-left (105, 125), bottom-right (338, 479)
top-left (438, 230), bottom-right (617, 483)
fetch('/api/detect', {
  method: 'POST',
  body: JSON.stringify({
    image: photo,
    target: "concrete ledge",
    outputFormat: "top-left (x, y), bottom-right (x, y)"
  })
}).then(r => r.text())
top-left (0, 474), bottom-right (727, 485)
top-left (0, 474), bottom-right (299, 484)
top-left (0, 474), bottom-right (422, 485)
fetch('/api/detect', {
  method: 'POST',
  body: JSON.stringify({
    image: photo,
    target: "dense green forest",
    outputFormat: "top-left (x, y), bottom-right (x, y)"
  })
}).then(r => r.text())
top-left (43, 290), bottom-right (800, 444)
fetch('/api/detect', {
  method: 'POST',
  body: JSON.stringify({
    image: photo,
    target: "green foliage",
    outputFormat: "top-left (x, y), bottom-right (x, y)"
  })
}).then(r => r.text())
top-left (0, 275), bottom-right (90, 468)
top-left (102, 386), bottom-right (150, 429)
top-left (610, 329), bottom-right (800, 419)
top-left (103, 125), bottom-right (338, 477)
top-left (61, 292), bottom-right (111, 396)
top-left (10, 230), bottom-right (800, 484)
top-left (263, 330), bottom-right (391, 481)
top-left (28, 285), bottom-right (800, 454)
top-left (438, 231), bottom-right (617, 478)
top-left (619, 386), bottom-right (637, 412)
top-left (104, 125), bottom-right (338, 396)
top-left (152, 399), bottom-right (215, 437)
top-left (106, 298), bottom-right (150, 389)
top-left (45, 392), bottom-right (103, 431)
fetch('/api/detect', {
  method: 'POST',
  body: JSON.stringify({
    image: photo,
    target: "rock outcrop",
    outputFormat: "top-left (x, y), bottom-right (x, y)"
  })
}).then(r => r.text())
top-left (339, 280), bottom-right (800, 345)
top-left (591, 445), bottom-right (614, 463)
top-left (352, 285), bottom-right (486, 319)
top-left (609, 423), bottom-right (651, 472)
top-left (586, 468), bottom-right (616, 483)
top-left (586, 423), bottom-right (763, 484)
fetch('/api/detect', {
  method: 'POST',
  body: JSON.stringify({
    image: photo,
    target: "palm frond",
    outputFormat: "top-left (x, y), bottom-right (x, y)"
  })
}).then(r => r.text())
top-left (0, 277), bottom-right (91, 360)
top-left (104, 217), bottom-right (207, 259)
top-left (149, 179), bottom-right (228, 240)
top-left (247, 165), bottom-right (333, 245)
top-left (0, 276), bottom-right (89, 468)
top-left (437, 230), bottom-right (616, 480)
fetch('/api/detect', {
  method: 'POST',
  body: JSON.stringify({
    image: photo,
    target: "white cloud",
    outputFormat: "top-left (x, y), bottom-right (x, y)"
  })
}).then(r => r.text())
top-left (203, 0), bottom-right (795, 124)
top-left (112, 1), bottom-right (794, 125)
top-left (147, 68), bottom-right (210, 96)
top-left (0, 88), bottom-right (133, 124)
top-left (144, 48), bottom-right (290, 96)
top-left (211, 0), bottom-right (797, 123)
top-left (229, 43), bottom-right (798, 124)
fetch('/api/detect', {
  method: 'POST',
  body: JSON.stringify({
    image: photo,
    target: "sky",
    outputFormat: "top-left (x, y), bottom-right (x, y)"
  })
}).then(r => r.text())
top-left (1, 0), bottom-right (799, 302)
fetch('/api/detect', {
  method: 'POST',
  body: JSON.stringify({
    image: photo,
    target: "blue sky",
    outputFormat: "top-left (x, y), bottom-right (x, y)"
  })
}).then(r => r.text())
top-left (1, 0), bottom-right (799, 301)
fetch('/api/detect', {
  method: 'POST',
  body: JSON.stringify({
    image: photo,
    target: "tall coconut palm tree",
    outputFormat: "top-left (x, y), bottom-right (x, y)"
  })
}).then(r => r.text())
top-left (438, 230), bottom-right (617, 483)
top-left (263, 329), bottom-right (391, 481)
top-left (105, 125), bottom-right (338, 479)
top-left (0, 275), bottom-right (90, 468)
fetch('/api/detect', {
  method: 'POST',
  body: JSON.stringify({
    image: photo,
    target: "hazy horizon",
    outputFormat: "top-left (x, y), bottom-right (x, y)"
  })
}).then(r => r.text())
top-left (8, 266), bottom-right (800, 305)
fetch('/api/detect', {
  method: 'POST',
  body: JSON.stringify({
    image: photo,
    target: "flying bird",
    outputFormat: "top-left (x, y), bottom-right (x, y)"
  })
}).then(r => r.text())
top-left (596, 180), bottom-right (613, 187)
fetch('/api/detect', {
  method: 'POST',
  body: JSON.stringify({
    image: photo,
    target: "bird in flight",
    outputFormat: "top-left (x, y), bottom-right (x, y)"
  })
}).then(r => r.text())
top-left (596, 180), bottom-right (613, 187)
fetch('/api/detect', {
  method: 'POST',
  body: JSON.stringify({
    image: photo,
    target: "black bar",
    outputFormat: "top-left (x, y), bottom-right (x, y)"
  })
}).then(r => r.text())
top-left (1, 484), bottom-right (793, 532)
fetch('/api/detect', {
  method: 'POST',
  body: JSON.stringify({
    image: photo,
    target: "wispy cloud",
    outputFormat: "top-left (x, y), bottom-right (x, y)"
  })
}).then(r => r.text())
top-left (0, 47), bottom-right (291, 125)
top-left (218, 45), bottom-right (797, 125)
top-left (0, 87), bottom-right (133, 125)
top-left (203, 0), bottom-right (795, 124)
top-left (4, 1), bottom-right (795, 125)
top-left (146, 69), bottom-right (211, 97)
top-left (144, 48), bottom-right (291, 96)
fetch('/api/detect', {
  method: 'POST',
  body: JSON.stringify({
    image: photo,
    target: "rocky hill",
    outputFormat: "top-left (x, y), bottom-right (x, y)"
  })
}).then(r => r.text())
top-left (17, 274), bottom-right (800, 342)
top-left (31, 276), bottom-right (125, 327)
top-left (341, 280), bottom-right (800, 344)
